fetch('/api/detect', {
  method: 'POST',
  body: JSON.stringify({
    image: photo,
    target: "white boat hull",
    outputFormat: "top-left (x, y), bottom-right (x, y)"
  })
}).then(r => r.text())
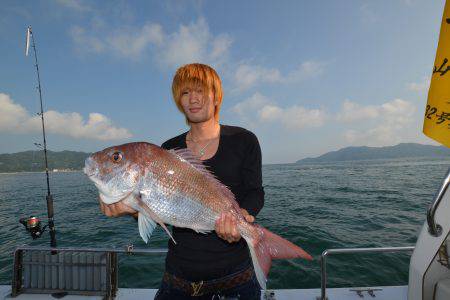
top-left (0, 285), bottom-right (408, 300)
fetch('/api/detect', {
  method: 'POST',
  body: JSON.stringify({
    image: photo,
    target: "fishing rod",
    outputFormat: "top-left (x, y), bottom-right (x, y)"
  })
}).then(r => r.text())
top-left (19, 26), bottom-right (57, 248)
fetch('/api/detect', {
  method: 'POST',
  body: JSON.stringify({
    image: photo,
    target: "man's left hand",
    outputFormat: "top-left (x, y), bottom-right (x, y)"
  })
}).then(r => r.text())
top-left (99, 196), bottom-right (138, 218)
top-left (215, 209), bottom-right (255, 243)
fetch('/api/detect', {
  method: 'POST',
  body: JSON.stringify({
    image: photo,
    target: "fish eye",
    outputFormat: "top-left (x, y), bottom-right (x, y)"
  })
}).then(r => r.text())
top-left (112, 151), bottom-right (123, 163)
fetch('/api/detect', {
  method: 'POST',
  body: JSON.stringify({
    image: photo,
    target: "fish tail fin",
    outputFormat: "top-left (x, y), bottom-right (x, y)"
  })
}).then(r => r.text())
top-left (138, 212), bottom-right (157, 243)
top-left (244, 225), bottom-right (313, 290)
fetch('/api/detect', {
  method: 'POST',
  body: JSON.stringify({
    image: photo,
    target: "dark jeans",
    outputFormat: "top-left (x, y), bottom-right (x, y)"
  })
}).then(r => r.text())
top-left (154, 270), bottom-right (261, 300)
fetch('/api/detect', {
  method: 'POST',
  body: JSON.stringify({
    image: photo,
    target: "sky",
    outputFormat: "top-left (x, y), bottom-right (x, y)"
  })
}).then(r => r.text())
top-left (0, 0), bottom-right (446, 164)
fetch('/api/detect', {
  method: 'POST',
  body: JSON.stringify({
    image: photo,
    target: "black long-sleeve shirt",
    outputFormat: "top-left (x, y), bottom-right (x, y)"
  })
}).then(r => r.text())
top-left (161, 124), bottom-right (265, 281)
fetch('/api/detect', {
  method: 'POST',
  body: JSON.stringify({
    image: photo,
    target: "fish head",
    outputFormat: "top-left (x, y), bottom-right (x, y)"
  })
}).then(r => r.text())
top-left (84, 143), bottom-right (147, 204)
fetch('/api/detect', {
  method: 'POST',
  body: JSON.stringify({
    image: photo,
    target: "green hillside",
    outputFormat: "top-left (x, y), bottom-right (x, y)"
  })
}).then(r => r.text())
top-left (297, 143), bottom-right (450, 163)
top-left (0, 150), bottom-right (90, 173)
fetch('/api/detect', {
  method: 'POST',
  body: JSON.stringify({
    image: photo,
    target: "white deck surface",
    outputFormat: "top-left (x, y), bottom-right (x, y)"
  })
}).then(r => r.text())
top-left (0, 285), bottom-right (407, 299)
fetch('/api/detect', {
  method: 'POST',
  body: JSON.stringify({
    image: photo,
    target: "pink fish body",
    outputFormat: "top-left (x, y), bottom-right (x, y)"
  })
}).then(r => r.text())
top-left (84, 142), bottom-right (312, 289)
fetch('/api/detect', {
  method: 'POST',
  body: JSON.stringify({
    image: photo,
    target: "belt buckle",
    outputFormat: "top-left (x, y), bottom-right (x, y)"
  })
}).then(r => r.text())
top-left (191, 280), bottom-right (204, 296)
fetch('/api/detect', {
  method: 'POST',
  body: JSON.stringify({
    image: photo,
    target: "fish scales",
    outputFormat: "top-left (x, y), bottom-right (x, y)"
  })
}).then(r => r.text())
top-left (141, 150), bottom-right (220, 231)
top-left (150, 148), bottom-right (232, 213)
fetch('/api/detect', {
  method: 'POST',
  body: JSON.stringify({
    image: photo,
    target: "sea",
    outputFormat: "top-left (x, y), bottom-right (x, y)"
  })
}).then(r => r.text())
top-left (0, 157), bottom-right (449, 290)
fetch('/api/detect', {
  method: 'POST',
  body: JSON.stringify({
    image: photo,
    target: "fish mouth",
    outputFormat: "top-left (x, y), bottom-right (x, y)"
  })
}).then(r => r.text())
top-left (83, 167), bottom-right (98, 177)
top-left (83, 156), bottom-right (99, 177)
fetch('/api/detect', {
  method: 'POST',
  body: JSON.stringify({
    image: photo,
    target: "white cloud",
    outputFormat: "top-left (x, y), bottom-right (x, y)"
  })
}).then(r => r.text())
top-left (70, 23), bottom-right (164, 59)
top-left (160, 18), bottom-right (211, 67)
top-left (231, 93), bottom-right (270, 116)
top-left (232, 60), bottom-right (326, 92)
top-left (336, 100), bottom-right (380, 122)
top-left (210, 34), bottom-right (233, 61)
top-left (54, 0), bottom-right (92, 12)
top-left (70, 26), bottom-right (106, 54)
top-left (259, 105), bottom-right (326, 129)
top-left (69, 18), bottom-right (232, 67)
top-left (0, 93), bottom-right (132, 140)
top-left (360, 3), bottom-right (378, 24)
top-left (341, 98), bottom-right (417, 145)
top-left (0, 94), bottom-right (29, 131)
top-left (157, 18), bottom-right (232, 67)
top-left (233, 65), bottom-right (281, 91)
top-left (407, 76), bottom-right (431, 92)
top-left (231, 93), bottom-right (326, 130)
top-left (258, 105), bottom-right (283, 121)
top-left (70, 16), bottom-right (322, 91)
top-left (233, 95), bottom-right (417, 137)
top-left (287, 61), bottom-right (326, 82)
top-left (107, 24), bottom-right (165, 58)
top-left (380, 98), bottom-right (416, 125)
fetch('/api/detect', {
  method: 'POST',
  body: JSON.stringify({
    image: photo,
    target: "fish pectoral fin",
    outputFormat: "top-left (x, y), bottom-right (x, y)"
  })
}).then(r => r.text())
top-left (138, 213), bottom-right (157, 244)
top-left (135, 196), bottom-right (177, 245)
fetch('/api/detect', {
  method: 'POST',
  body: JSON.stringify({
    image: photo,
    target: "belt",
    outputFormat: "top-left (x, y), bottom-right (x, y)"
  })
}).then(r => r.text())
top-left (162, 266), bottom-right (254, 297)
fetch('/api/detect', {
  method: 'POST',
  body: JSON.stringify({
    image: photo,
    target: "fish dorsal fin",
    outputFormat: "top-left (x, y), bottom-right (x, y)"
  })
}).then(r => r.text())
top-left (170, 148), bottom-right (210, 174)
top-left (170, 148), bottom-right (236, 202)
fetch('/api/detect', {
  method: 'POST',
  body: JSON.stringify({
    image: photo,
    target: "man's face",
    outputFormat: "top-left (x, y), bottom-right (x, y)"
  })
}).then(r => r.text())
top-left (180, 84), bottom-right (215, 124)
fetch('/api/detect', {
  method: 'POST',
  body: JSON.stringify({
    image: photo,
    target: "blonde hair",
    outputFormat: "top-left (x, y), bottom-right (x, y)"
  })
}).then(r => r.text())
top-left (172, 63), bottom-right (223, 122)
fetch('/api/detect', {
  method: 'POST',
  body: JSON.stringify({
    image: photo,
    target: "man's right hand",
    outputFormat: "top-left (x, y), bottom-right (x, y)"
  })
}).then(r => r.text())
top-left (99, 196), bottom-right (138, 218)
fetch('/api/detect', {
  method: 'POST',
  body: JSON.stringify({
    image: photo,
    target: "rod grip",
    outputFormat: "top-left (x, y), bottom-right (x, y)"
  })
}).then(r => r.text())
top-left (46, 194), bottom-right (57, 249)
top-left (46, 194), bottom-right (54, 218)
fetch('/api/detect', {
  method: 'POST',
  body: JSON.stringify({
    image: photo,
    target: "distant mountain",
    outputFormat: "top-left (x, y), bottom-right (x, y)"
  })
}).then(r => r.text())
top-left (0, 150), bottom-right (90, 173)
top-left (296, 143), bottom-right (450, 164)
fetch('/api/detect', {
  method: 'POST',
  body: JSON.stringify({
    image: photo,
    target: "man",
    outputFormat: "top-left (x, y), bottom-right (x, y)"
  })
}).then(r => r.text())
top-left (100, 63), bottom-right (264, 299)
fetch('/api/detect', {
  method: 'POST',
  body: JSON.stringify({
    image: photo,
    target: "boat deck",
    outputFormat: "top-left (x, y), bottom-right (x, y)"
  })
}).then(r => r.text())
top-left (0, 285), bottom-right (408, 299)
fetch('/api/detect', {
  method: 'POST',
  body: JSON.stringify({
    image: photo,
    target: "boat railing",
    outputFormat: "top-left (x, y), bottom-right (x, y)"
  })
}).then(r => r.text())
top-left (427, 167), bottom-right (450, 237)
top-left (13, 245), bottom-right (168, 255)
top-left (11, 245), bottom-right (167, 299)
top-left (13, 244), bottom-right (416, 300)
top-left (318, 246), bottom-right (415, 300)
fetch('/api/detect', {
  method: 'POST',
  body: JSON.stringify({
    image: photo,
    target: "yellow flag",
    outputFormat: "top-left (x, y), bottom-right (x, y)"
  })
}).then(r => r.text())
top-left (423, 0), bottom-right (450, 148)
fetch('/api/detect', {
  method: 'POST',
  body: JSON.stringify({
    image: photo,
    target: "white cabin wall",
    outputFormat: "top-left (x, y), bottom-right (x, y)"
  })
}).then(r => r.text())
top-left (408, 182), bottom-right (450, 300)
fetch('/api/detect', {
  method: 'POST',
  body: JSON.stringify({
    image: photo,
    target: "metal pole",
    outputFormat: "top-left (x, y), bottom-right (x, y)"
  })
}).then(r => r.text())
top-left (427, 167), bottom-right (450, 237)
top-left (319, 246), bottom-right (415, 300)
top-left (29, 26), bottom-right (57, 248)
top-left (15, 245), bottom-right (168, 255)
top-left (320, 250), bottom-right (328, 300)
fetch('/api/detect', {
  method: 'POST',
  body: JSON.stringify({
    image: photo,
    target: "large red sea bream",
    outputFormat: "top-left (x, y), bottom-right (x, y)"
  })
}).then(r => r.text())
top-left (84, 142), bottom-right (312, 289)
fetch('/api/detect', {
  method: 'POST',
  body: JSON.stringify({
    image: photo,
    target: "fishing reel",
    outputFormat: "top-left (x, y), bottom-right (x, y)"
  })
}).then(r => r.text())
top-left (19, 216), bottom-right (47, 240)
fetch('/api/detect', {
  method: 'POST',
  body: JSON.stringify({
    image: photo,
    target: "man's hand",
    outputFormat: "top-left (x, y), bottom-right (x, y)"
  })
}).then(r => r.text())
top-left (99, 196), bottom-right (138, 218)
top-left (215, 209), bottom-right (255, 243)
